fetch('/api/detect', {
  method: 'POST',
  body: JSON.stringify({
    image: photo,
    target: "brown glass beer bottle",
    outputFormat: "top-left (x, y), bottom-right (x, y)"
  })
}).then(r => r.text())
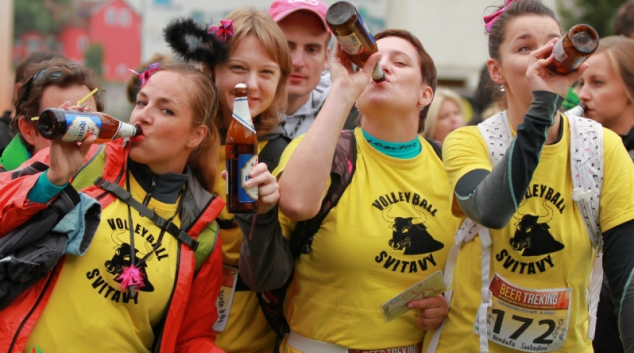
top-left (547, 24), bottom-right (599, 75)
top-left (38, 108), bottom-right (142, 143)
top-left (226, 83), bottom-right (258, 214)
top-left (326, 1), bottom-right (386, 82)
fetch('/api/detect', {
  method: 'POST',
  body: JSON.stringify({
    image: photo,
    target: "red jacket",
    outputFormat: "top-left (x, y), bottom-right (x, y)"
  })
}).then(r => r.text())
top-left (0, 141), bottom-right (226, 353)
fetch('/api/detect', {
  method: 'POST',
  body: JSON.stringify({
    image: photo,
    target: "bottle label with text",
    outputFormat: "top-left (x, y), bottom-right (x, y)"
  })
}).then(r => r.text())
top-left (336, 32), bottom-right (365, 56)
top-left (62, 114), bottom-right (102, 142)
top-left (115, 123), bottom-right (137, 140)
top-left (238, 154), bottom-right (258, 202)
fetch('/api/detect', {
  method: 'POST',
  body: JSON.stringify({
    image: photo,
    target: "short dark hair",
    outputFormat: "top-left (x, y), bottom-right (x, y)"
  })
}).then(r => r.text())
top-left (487, 0), bottom-right (558, 61)
top-left (614, 1), bottom-right (634, 37)
top-left (375, 29), bottom-right (437, 133)
top-left (12, 59), bottom-right (104, 152)
top-left (15, 52), bottom-right (63, 84)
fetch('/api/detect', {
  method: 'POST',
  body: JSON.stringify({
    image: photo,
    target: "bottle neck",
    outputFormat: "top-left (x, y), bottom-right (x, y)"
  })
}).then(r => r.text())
top-left (231, 98), bottom-right (255, 131)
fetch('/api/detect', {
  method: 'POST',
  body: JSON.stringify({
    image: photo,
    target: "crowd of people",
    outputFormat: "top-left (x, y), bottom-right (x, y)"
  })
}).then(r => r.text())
top-left (1, 0), bottom-right (634, 352)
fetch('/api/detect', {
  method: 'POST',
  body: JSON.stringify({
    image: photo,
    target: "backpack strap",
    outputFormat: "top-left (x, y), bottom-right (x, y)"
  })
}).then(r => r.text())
top-left (426, 218), bottom-right (481, 352)
top-left (290, 130), bottom-right (357, 257)
top-left (93, 177), bottom-right (200, 251)
top-left (71, 144), bottom-right (107, 190)
top-left (568, 115), bottom-right (603, 247)
top-left (427, 112), bottom-right (511, 353)
top-left (567, 115), bottom-right (604, 339)
top-left (193, 220), bottom-right (220, 272)
top-left (477, 111), bottom-right (514, 164)
top-left (259, 135), bottom-right (292, 172)
top-left (258, 130), bottom-right (357, 338)
top-left (424, 137), bottom-right (443, 160)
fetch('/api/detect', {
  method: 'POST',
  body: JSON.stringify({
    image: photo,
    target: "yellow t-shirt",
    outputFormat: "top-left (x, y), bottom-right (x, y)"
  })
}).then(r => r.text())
top-left (213, 141), bottom-right (277, 353)
top-left (278, 128), bottom-right (461, 351)
top-left (425, 116), bottom-right (634, 352)
top-left (26, 175), bottom-right (180, 352)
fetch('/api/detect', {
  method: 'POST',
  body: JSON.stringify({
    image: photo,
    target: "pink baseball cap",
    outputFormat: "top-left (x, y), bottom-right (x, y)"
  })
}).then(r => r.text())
top-left (268, 0), bottom-right (331, 33)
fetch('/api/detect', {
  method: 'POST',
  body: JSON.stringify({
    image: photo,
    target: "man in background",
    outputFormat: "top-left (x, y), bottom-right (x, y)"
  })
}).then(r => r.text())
top-left (0, 52), bottom-right (60, 152)
top-left (268, 0), bottom-right (357, 139)
top-left (0, 59), bottom-right (101, 172)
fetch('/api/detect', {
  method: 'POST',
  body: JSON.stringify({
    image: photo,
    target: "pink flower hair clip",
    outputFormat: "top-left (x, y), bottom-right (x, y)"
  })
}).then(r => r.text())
top-left (208, 19), bottom-right (234, 42)
top-left (128, 62), bottom-right (161, 88)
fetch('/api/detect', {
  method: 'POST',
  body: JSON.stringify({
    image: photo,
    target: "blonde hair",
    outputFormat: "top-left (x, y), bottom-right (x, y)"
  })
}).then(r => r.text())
top-left (596, 36), bottom-right (634, 104)
top-left (422, 88), bottom-right (464, 139)
top-left (206, 7), bottom-right (292, 136)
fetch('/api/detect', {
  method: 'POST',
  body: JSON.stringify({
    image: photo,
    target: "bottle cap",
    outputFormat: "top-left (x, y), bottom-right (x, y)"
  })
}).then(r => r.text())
top-left (38, 108), bottom-right (65, 139)
top-left (326, 1), bottom-right (356, 26)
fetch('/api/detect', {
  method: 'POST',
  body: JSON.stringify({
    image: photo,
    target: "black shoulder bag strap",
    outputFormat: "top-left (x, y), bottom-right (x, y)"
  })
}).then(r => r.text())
top-left (94, 177), bottom-right (199, 251)
top-left (424, 137), bottom-right (443, 160)
top-left (258, 135), bottom-right (292, 172)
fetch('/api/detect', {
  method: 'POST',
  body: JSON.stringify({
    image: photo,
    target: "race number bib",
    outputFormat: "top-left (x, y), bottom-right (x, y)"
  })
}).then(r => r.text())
top-left (213, 266), bottom-right (239, 332)
top-left (473, 274), bottom-right (571, 352)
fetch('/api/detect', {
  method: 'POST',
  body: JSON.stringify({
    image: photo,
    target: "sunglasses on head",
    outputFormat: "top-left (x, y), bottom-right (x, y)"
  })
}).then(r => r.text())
top-left (20, 63), bottom-right (80, 103)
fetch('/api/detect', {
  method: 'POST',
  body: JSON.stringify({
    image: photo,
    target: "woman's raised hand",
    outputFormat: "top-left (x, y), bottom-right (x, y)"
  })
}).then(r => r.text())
top-left (329, 42), bottom-right (382, 103)
top-left (46, 101), bottom-right (97, 186)
top-left (526, 38), bottom-right (588, 98)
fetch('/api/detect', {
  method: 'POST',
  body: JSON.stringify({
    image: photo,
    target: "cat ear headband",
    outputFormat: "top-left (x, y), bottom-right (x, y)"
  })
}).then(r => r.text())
top-left (163, 17), bottom-right (230, 67)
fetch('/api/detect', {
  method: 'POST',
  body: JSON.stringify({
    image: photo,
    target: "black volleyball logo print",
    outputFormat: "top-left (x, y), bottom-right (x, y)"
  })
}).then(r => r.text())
top-left (510, 199), bottom-right (564, 257)
top-left (383, 205), bottom-right (444, 255)
top-left (104, 230), bottom-right (155, 292)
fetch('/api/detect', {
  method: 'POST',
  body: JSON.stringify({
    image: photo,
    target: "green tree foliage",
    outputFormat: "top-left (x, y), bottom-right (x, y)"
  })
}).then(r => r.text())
top-left (84, 43), bottom-right (104, 77)
top-left (557, 0), bottom-right (628, 36)
top-left (14, 0), bottom-right (73, 39)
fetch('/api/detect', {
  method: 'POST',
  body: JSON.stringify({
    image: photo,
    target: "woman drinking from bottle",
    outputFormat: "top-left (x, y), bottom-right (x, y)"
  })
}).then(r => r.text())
top-left (0, 63), bottom-right (228, 352)
top-left (424, 1), bottom-right (634, 352)
top-left (164, 8), bottom-right (291, 353)
top-left (236, 27), bottom-right (461, 352)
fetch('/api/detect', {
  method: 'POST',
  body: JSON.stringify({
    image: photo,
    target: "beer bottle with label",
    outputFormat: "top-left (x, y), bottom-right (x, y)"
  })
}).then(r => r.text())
top-left (564, 103), bottom-right (585, 117)
top-left (547, 24), bottom-right (599, 75)
top-left (38, 108), bottom-right (143, 143)
top-left (326, 1), bottom-right (386, 82)
top-left (226, 83), bottom-right (258, 214)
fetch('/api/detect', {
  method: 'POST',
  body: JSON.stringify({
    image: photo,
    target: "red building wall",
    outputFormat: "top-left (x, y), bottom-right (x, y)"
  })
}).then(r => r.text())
top-left (90, 0), bottom-right (141, 82)
top-left (59, 27), bottom-right (90, 65)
